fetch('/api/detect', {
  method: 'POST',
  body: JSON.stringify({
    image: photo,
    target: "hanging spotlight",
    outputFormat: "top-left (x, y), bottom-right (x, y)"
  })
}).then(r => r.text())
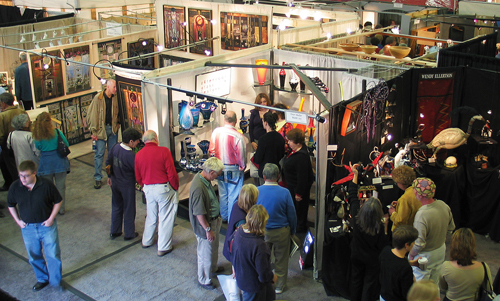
top-left (314, 11), bottom-right (322, 21)
top-left (20, 35), bottom-right (26, 43)
top-left (279, 22), bottom-right (286, 30)
top-left (49, 40), bottom-right (54, 47)
top-left (346, 28), bottom-right (352, 34)
top-left (78, 35), bottom-right (83, 42)
top-left (53, 30), bottom-right (57, 38)
top-left (42, 49), bottom-right (50, 70)
top-left (156, 44), bottom-right (164, 51)
top-left (326, 32), bottom-right (332, 40)
top-left (57, 39), bottom-right (63, 46)
top-left (32, 34), bottom-right (37, 41)
top-left (182, 21), bottom-right (188, 26)
top-left (387, 134), bottom-right (393, 141)
top-left (210, 19), bottom-right (217, 25)
top-left (204, 49), bottom-right (211, 56)
top-left (61, 29), bottom-right (66, 35)
top-left (285, 11), bottom-right (291, 18)
top-left (93, 59), bottom-right (114, 86)
top-left (34, 42), bottom-right (40, 49)
top-left (487, 110), bottom-right (492, 115)
top-left (420, 113), bottom-right (424, 118)
top-left (43, 32), bottom-right (48, 40)
top-left (299, 9), bottom-right (308, 20)
top-left (69, 37), bottom-right (74, 44)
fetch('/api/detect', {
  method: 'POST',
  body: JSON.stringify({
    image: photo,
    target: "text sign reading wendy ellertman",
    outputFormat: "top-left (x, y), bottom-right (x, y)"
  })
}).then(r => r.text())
top-left (285, 111), bottom-right (308, 125)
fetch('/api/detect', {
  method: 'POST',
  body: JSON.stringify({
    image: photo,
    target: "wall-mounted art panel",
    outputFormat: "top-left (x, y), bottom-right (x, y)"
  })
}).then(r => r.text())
top-left (188, 8), bottom-right (213, 55)
top-left (30, 51), bottom-right (64, 102)
top-left (163, 5), bottom-right (186, 49)
top-left (220, 12), bottom-right (268, 50)
top-left (98, 39), bottom-right (122, 80)
top-left (127, 39), bottom-right (155, 69)
top-left (64, 46), bottom-right (91, 94)
top-left (116, 76), bottom-right (145, 134)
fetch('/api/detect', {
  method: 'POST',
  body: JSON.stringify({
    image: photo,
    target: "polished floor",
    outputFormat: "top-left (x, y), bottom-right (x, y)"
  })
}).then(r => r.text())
top-left (0, 140), bottom-right (499, 301)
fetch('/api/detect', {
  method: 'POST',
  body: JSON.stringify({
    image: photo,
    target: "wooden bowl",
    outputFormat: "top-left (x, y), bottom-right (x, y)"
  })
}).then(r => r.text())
top-left (339, 43), bottom-right (360, 52)
top-left (360, 45), bottom-right (378, 54)
top-left (389, 46), bottom-right (411, 59)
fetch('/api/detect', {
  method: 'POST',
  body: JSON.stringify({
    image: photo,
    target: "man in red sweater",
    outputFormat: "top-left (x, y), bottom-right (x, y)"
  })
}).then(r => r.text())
top-left (135, 130), bottom-right (179, 256)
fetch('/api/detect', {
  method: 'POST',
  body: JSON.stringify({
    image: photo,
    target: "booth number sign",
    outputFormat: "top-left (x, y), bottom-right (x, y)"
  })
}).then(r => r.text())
top-left (195, 68), bottom-right (231, 97)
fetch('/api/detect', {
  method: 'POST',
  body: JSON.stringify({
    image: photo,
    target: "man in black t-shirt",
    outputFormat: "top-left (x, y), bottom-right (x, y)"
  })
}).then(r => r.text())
top-left (7, 160), bottom-right (63, 292)
top-left (379, 225), bottom-right (419, 301)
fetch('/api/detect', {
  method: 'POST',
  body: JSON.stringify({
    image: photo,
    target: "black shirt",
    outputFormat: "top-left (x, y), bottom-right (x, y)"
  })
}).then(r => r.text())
top-left (379, 246), bottom-right (414, 301)
top-left (7, 177), bottom-right (62, 223)
top-left (104, 92), bottom-right (113, 126)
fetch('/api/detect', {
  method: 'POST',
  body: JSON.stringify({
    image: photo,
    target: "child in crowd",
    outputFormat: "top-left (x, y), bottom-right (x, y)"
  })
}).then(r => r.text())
top-left (379, 225), bottom-right (419, 301)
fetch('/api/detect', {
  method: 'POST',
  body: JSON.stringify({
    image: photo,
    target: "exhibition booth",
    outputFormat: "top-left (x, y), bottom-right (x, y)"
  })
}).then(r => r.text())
top-left (321, 34), bottom-right (500, 296)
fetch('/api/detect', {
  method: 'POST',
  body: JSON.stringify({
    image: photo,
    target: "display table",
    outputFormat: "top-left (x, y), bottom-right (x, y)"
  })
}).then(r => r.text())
top-left (422, 163), bottom-right (500, 241)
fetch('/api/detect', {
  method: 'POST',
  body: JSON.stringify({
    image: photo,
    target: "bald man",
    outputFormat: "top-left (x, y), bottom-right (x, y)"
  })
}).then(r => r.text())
top-left (88, 79), bottom-right (121, 189)
top-left (135, 130), bottom-right (179, 256)
top-left (209, 111), bottom-right (246, 222)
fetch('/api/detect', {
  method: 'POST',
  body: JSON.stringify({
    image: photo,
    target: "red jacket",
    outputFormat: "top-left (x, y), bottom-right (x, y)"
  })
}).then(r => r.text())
top-left (135, 142), bottom-right (179, 190)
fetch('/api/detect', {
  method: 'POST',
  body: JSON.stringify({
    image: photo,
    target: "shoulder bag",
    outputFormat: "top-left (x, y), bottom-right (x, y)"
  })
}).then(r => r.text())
top-left (478, 262), bottom-right (496, 301)
top-left (56, 129), bottom-right (71, 157)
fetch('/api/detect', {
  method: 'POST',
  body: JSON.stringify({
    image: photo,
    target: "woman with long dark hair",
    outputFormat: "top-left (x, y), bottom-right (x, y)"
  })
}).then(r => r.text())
top-left (350, 197), bottom-right (389, 301)
top-left (440, 228), bottom-right (493, 301)
top-left (253, 112), bottom-right (285, 181)
top-left (32, 112), bottom-right (70, 215)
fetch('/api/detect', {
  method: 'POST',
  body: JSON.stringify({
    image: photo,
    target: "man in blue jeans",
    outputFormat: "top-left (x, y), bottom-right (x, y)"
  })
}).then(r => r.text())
top-left (88, 79), bottom-right (120, 189)
top-left (7, 160), bottom-right (63, 292)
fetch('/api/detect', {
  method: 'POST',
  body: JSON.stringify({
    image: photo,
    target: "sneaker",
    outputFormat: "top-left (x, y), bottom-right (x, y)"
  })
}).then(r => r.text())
top-left (275, 287), bottom-right (284, 294)
top-left (94, 180), bottom-right (101, 189)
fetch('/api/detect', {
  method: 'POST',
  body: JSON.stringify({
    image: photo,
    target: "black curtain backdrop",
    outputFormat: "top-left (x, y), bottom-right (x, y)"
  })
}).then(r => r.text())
top-left (327, 66), bottom-right (500, 243)
top-left (438, 32), bottom-right (500, 72)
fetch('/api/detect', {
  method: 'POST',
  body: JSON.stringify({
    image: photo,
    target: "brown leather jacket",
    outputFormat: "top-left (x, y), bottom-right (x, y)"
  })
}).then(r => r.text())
top-left (87, 90), bottom-right (120, 140)
top-left (0, 105), bottom-right (25, 147)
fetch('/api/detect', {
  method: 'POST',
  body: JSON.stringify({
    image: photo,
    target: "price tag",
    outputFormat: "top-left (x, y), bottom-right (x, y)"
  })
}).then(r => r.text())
top-left (382, 185), bottom-right (394, 190)
top-left (285, 111), bottom-right (308, 125)
top-left (372, 177), bottom-right (382, 184)
top-left (327, 145), bottom-right (338, 151)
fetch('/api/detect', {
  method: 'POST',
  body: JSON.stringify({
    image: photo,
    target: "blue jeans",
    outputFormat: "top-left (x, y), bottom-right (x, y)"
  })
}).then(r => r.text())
top-left (242, 282), bottom-right (275, 301)
top-left (21, 221), bottom-right (62, 287)
top-left (217, 169), bottom-right (244, 221)
top-left (94, 125), bottom-right (118, 181)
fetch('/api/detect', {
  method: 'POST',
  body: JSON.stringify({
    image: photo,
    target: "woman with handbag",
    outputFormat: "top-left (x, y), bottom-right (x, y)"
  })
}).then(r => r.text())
top-left (32, 112), bottom-right (70, 215)
top-left (440, 228), bottom-right (493, 301)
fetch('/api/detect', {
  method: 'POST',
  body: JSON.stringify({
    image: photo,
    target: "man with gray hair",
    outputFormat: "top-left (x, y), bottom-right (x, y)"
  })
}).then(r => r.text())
top-left (14, 52), bottom-right (33, 110)
top-left (135, 130), bottom-right (179, 256)
top-left (189, 157), bottom-right (225, 290)
top-left (0, 92), bottom-right (25, 191)
top-left (87, 79), bottom-right (120, 189)
top-left (209, 111), bottom-right (246, 222)
top-left (8, 113), bottom-right (40, 170)
top-left (256, 163), bottom-right (297, 294)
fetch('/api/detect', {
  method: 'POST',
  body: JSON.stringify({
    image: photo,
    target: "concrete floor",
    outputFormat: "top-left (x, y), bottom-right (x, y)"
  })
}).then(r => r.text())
top-left (0, 141), bottom-right (499, 301)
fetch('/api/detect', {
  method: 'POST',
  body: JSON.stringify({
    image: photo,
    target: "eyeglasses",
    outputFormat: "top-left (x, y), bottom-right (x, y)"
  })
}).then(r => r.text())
top-left (18, 173), bottom-right (34, 179)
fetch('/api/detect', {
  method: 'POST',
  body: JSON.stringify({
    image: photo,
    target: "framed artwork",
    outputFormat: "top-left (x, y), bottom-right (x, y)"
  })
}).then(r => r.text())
top-left (188, 8), bottom-right (213, 55)
top-left (163, 5), bottom-right (186, 49)
top-left (159, 54), bottom-right (193, 68)
top-left (0, 72), bottom-right (8, 85)
top-left (98, 39), bottom-right (122, 80)
top-left (127, 39), bottom-right (155, 69)
top-left (46, 102), bottom-right (62, 128)
top-left (61, 96), bottom-right (82, 145)
top-left (341, 100), bottom-right (362, 136)
top-left (64, 46), bottom-right (91, 94)
top-left (220, 12), bottom-right (268, 50)
top-left (30, 51), bottom-right (64, 102)
top-left (117, 80), bottom-right (145, 134)
top-left (80, 93), bottom-right (94, 139)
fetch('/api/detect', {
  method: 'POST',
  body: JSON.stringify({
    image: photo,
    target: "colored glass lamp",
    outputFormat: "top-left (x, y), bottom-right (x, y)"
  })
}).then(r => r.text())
top-left (255, 59), bottom-right (268, 85)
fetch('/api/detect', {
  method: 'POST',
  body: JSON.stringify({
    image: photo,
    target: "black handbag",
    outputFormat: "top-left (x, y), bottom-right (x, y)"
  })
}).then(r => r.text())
top-left (56, 129), bottom-right (71, 157)
top-left (478, 262), bottom-right (496, 301)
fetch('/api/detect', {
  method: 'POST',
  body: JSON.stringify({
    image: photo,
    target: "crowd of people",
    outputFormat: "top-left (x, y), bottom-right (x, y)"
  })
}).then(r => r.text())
top-left (2, 79), bottom-right (496, 300)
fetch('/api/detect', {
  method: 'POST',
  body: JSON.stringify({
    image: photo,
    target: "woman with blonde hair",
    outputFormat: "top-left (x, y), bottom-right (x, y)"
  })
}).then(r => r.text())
top-left (407, 280), bottom-right (440, 301)
top-left (223, 184), bottom-right (259, 261)
top-left (231, 205), bottom-right (276, 301)
top-left (32, 112), bottom-right (70, 215)
top-left (440, 228), bottom-right (493, 301)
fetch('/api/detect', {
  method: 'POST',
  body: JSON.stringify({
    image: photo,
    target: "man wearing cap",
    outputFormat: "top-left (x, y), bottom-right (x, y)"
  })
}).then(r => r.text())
top-left (409, 177), bottom-right (455, 285)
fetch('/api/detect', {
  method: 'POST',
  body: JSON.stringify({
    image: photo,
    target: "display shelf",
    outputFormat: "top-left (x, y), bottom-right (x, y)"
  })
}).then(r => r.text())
top-left (253, 81), bottom-right (272, 87)
top-left (173, 119), bottom-right (216, 137)
top-left (273, 85), bottom-right (313, 95)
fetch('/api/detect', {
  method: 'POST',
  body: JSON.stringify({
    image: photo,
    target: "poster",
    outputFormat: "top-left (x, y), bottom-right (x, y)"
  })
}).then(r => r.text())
top-left (117, 78), bottom-right (145, 134)
top-left (127, 39), bottom-right (155, 69)
top-left (188, 8), bottom-right (213, 55)
top-left (416, 71), bottom-right (455, 143)
top-left (98, 39), bottom-right (122, 80)
top-left (64, 46), bottom-right (91, 94)
top-left (163, 5), bottom-right (186, 49)
top-left (220, 12), bottom-right (268, 50)
top-left (30, 50), bottom-right (64, 102)
top-left (61, 96), bottom-right (82, 145)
